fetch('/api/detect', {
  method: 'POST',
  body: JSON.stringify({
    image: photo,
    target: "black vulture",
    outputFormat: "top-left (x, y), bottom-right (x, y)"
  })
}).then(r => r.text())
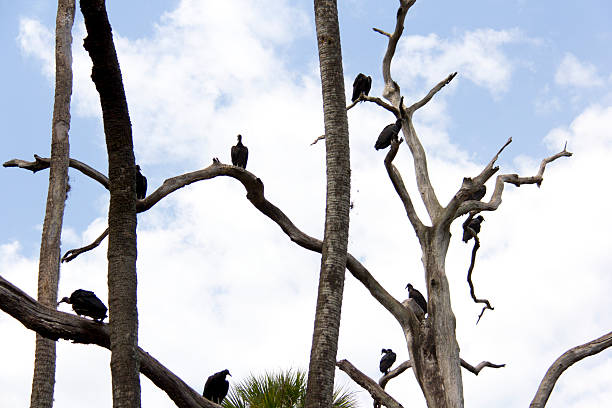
top-left (406, 283), bottom-right (427, 314)
top-left (58, 289), bottom-right (107, 322)
top-left (467, 185), bottom-right (486, 201)
top-left (379, 348), bottom-right (397, 375)
top-left (203, 369), bottom-right (231, 404)
top-left (135, 165), bottom-right (147, 199)
top-left (374, 119), bottom-right (402, 150)
top-left (231, 134), bottom-right (249, 169)
top-left (462, 215), bottom-right (485, 243)
top-left (351, 73), bottom-right (372, 102)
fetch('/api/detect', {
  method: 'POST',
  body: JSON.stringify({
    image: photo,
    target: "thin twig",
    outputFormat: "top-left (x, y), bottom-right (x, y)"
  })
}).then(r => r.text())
top-left (61, 228), bottom-right (109, 263)
top-left (460, 359), bottom-right (505, 375)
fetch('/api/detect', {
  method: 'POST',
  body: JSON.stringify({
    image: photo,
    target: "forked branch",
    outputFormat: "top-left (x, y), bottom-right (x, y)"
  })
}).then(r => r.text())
top-left (347, 95), bottom-right (399, 115)
top-left (456, 146), bottom-right (573, 218)
top-left (530, 331), bottom-right (612, 408)
top-left (460, 359), bottom-right (506, 375)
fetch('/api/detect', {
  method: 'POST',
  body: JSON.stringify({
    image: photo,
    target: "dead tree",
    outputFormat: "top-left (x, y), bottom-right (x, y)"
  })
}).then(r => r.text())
top-left (2, 2), bottom-right (610, 408)
top-left (29, 1), bottom-right (74, 407)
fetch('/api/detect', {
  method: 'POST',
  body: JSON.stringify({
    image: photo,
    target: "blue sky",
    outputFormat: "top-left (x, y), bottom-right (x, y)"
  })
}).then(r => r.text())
top-left (1, 1), bottom-right (612, 407)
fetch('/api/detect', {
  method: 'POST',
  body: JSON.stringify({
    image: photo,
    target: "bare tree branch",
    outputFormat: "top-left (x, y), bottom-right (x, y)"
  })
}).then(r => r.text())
top-left (402, 117), bottom-right (443, 220)
top-left (460, 359), bottom-right (505, 376)
top-left (380, 0), bottom-right (416, 104)
top-left (379, 360), bottom-right (413, 389)
top-left (61, 228), bottom-right (109, 263)
top-left (462, 214), bottom-right (494, 324)
top-left (347, 95), bottom-right (399, 115)
top-left (310, 134), bottom-right (326, 145)
top-left (530, 331), bottom-right (612, 408)
top-left (384, 137), bottom-right (425, 235)
top-left (337, 359), bottom-right (404, 408)
top-left (407, 72), bottom-right (457, 114)
top-left (0, 274), bottom-right (220, 408)
top-left (4, 155), bottom-right (109, 189)
top-left (455, 147), bottom-right (573, 218)
top-left (372, 27), bottom-right (391, 38)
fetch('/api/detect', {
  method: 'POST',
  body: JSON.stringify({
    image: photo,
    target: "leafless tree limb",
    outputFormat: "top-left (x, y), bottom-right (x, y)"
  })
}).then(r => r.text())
top-left (380, 0), bottom-right (416, 104)
top-left (373, 27), bottom-right (391, 38)
top-left (460, 359), bottom-right (505, 376)
top-left (310, 134), bottom-right (326, 145)
top-left (61, 228), bottom-right (109, 263)
top-left (530, 331), bottom-right (612, 408)
top-left (379, 360), bottom-right (413, 390)
top-left (0, 274), bottom-right (220, 408)
top-left (462, 214), bottom-right (494, 324)
top-left (455, 147), bottom-right (573, 218)
top-left (384, 137), bottom-right (425, 236)
top-left (4, 154), bottom-right (110, 189)
top-left (347, 95), bottom-right (399, 115)
top-left (407, 72), bottom-right (457, 114)
top-left (337, 359), bottom-right (404, 408)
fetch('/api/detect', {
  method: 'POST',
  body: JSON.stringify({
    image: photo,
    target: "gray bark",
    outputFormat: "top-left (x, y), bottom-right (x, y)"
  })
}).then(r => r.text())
top-left (30, 1), bottom-right (75, 407)
top-left (305, 1), bottom-right (351, 407)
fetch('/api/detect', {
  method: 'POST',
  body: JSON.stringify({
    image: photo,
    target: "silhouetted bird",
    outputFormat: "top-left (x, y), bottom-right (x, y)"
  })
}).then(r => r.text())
top-left (231, 134), bottom-right (249, 169)
top-left (462, 215), bottom-right (485, 243)
top-left (58, 289), bottom-right (107, 322)
top-left (406, 283), bottom-right (427, 314)
top-left (352, 73), bottom-right (372, 102)
top-left (467, 185), bottom-right (486, 201)
top-left (135, 165), bottom-right (147, 199)
top-left (380, 348), bottom-right (397, 375)
top-left (374, 119), bottom-right (402, 150)
top-left (203, 369), bottom-right (231, 404)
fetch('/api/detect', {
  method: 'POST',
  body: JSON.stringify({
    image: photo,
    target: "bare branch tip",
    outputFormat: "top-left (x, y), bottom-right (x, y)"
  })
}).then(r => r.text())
top-left (372, 27), bottom-right (391, 37)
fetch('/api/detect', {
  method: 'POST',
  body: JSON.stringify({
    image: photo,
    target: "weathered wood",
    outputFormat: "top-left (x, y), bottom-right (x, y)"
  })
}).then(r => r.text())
top-left (530, 331), bottom-right (612, 408)
top-left (30, 1), bottom-right (75, 406)
top-left (0, 275), bottom-right (221, 408)
top-left (337, 360), bottom-right (404, 408)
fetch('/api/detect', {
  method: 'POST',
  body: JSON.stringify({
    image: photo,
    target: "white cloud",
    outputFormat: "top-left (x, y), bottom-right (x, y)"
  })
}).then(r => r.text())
top-left (394, 28), bottom-right (525, 96)
top-left (555, 53), bottom-right (604, 88)
top-left (17, 17), bottom-right (54, 77)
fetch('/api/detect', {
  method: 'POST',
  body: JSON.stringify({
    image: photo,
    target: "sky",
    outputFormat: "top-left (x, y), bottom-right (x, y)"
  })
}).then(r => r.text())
top-left (1, 0), bottom-right (612, 407)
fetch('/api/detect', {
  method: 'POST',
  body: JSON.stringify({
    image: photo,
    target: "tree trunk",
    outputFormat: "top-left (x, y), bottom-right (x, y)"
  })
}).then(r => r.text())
top-left (80, 1), bottom-right (140, 406)
top-left (29, 1), bottom-right (75, 407)
top-left (411, 227), bottom-right (463, 408)
top-left (305, 1), bottom-right (351, 408)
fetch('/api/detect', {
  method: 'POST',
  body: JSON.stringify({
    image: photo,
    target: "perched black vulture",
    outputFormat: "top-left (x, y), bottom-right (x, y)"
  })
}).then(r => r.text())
top-left (406, 283), bottom-right (427, 314)
top-left (380, 348), bottom-right (397, 375)
top-left (462, 215), bottom-right (485, 243)
top-left (351, 73), bottom-right (372, 102)
top-left (58, 289), bottom-right (107, 322)
top-left (374, 119), bottom-right (402, 150)
top-left (231, 134), bottom-right (249, 169)
top-left (135, 165), bottom-right (147, 199)
top-left (467, 185), bottom-right (486, 201)
top-left (203, 369), bottom-right (231, 404)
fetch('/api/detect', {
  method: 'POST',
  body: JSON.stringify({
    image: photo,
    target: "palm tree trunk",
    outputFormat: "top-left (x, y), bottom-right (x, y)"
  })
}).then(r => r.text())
top-left (80, 1), bottom-right (140, 406)
top-left (305, 1), bottom-right (351, 408)
top-left (29, 1), bottom-right (74, 407)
